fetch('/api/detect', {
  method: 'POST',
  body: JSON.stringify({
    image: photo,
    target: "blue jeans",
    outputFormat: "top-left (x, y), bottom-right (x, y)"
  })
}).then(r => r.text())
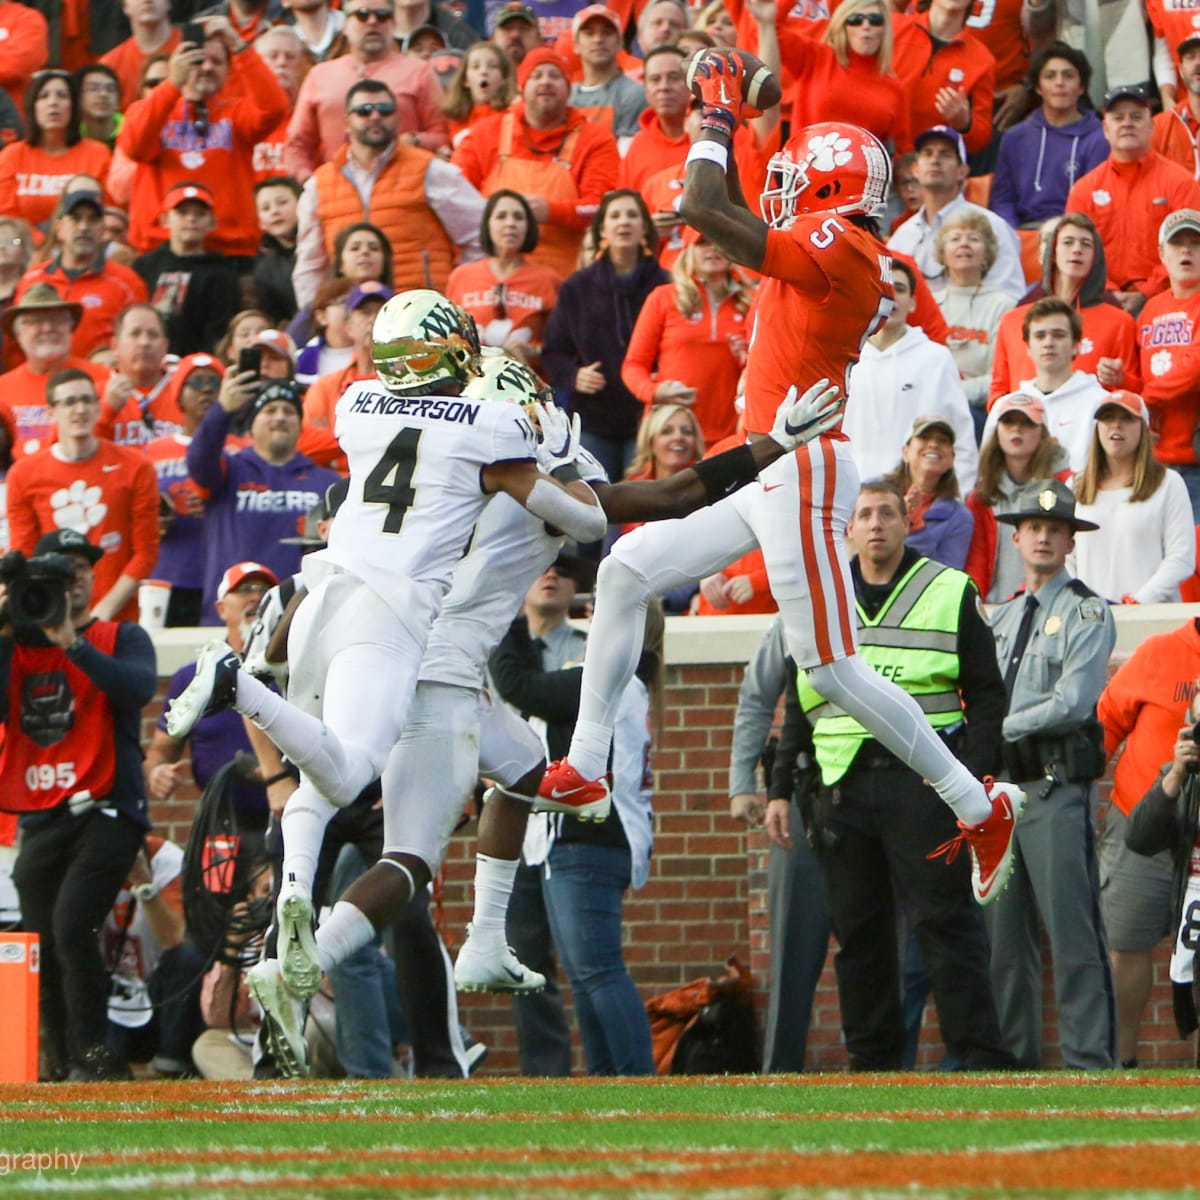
top-left (1173, 464), bottom-right (1200, 523)
top-left (541, 841), bottom-right (654, 1076)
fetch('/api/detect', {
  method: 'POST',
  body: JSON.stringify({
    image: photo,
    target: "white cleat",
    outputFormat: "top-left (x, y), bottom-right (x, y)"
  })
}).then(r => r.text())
top-left (165, 639), bottom-right (240, 738)
top-left (454, 926), bottom-right (546, 994)
top-left (277, 875), bottom-right (321, 1001)
top-left (247, 960), bottom-right (309, 1079)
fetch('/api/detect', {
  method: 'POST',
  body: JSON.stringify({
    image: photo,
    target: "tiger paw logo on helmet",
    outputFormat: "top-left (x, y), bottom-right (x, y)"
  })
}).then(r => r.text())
top-left (804, 132), bottom-right (853, 174)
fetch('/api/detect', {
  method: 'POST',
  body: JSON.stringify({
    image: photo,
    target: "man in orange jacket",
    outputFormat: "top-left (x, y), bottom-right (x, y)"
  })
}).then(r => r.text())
top-left (117, 15), bottom-right (290, 262)
top-left (1152, 34), bottom-right (1200, 179)
top-left (16, 190), bottom-right (147, 360)
top-left (619, 45), bottom-right (691, 196)
top-left (453, 46), bottom-right (620, 280)
top-left (1067, 84), bottom-right (1200, 316)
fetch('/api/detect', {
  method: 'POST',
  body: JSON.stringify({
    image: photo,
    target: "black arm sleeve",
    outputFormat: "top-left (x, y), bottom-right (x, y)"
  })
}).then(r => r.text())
top-left (954, 586), bottom-right (1006, 779)
top-left (66, 622), bottom-right (159, 709)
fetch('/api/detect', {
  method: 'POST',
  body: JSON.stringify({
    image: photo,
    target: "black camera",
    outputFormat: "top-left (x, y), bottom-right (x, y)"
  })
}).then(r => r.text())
top-left (0, 550), bottom-right (77, 629)
top-left (1187, 721), bottom-right (1200, 775)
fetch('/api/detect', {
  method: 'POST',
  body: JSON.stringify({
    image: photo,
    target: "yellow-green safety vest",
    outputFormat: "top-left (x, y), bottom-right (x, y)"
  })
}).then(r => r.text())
top-left (797, 557), bottom-right (971, 784)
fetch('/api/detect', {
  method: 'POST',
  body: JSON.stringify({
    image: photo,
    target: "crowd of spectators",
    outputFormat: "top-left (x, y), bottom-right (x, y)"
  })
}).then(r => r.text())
top-left (2, 0), bottom-right (1200, 1080)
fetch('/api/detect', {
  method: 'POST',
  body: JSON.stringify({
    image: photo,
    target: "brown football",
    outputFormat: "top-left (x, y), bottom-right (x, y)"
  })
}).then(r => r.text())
top-left (685, 48), bottom-right (783, 113)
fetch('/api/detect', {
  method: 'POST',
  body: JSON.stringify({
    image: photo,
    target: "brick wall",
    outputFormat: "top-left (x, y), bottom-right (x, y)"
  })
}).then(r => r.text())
top-left (146, 649), bottom-right (1198, 1075)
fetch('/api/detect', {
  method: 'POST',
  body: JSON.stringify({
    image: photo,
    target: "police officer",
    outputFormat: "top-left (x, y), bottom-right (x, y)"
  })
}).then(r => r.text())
top-left (767, 479), bottom-right (1012, 1071)
top-left (988, 477), bottom-right (1116, 1069)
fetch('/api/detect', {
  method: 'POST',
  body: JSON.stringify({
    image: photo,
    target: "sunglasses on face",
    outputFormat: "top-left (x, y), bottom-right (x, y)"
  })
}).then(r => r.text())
top-left (349, 100), bottom-right (397, 116)
top-left (348, 7), bottom-right (393, 20)
top-left (845, 11), bottom-right (886, 25)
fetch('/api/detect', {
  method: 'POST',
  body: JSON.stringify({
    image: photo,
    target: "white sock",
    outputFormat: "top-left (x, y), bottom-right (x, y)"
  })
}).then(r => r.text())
top-left (471, 854), bottom-right (518, 934)
top-left (315, 900), bottom-right (377, 974)
top-left (568, 556), bottom-right (650, 780)
top-left (278, 783), bottom-right (339, 897)
top-left (805, 656), bottom-right (991, 826)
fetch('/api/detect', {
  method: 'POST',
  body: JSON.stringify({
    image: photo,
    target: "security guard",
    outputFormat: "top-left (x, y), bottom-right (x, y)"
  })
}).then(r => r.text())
top-left (767, 478), bottom-right (1012, 1071)
top-left (988, 477), bottom-right (1116, 1069)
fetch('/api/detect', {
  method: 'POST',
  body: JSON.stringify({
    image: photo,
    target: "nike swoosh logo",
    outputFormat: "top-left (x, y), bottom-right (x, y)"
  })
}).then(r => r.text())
top-left (549, 787), bottom-right (584, 800)
top-left (102, 464), bottom-right (121, 472)
top-left (763, 483), bottom-right (784, 492)
top-left (504, 966), bottom-right (524, 982)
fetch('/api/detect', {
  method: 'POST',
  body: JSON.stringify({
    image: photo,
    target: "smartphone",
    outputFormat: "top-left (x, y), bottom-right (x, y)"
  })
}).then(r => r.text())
top-left (238, 346), bottom-right (262, 378)
top-left (182, 21), bottom-right (205, 46)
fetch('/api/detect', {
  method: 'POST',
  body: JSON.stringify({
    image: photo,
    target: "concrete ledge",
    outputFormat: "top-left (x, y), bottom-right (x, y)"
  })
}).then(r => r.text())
top-left (148, 604), bottom-right (1200, 677)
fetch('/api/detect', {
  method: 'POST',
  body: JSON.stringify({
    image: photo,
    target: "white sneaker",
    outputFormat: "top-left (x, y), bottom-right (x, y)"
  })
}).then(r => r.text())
top-left (454, 926), bottom-right (546, 993)
top-left (277, 875), bottom-right (321, 1001)
top-left (165, 640), bottom-right (240, 738)
top-left (247, 960), bottom-right (309, 1079)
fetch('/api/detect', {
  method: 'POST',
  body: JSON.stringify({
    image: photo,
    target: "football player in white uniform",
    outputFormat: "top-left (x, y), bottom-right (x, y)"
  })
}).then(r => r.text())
top-left (166, 291), bottom-right (609, 1074)
top-left (381, 355), bottom-right (849, 997)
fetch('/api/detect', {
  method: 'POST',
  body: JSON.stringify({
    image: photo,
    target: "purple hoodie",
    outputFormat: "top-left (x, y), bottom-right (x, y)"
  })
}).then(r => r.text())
top-left (187, 404), bottom-right (340, 624)
top-left (990, 108), bottom-right (1109, 228)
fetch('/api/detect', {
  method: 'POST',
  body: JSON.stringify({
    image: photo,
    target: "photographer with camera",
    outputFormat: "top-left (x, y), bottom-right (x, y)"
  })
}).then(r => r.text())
top-left (1123, 682), bottom-right (1200, 1064)
top-left (185, 371), bottom-right (339, 627)
top-left (0, 527), bottom-right (158, 1081)
top-left (5, 368), bottom-right (160, 624)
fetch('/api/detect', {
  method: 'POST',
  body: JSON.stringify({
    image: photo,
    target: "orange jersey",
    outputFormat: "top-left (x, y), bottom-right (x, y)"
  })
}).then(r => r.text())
top-left (743, 215), bottom-right (893, 436)
top-left (1147, 0), bottom-right (1200, 81)
top-left (6, 439), bottom-right (160, 621)
top-left (16, 258), bottom-right (147, 359)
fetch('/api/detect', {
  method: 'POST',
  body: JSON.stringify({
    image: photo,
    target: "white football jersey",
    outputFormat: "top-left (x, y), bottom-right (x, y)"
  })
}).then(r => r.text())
top-left (418, 452), bottom-right (610, 689)
top-left (315, 381), bottom-right (537, 616)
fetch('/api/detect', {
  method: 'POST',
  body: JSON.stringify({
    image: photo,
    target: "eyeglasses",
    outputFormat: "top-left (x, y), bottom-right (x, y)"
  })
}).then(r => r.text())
top-left (53, 393), bottom-right (98, 408)
top-left (845, 11), bottom-right (886, 25)
top-left (230, 581), bottom-right (271, 595)
top-left (348, 100), bottom-right (397, 116)
top-left (184, 375), bottom-right (222, 392)
top-left (82, 80), bottom-right (119, 94)
top-left (348, 7), bottom-right (394, 21)
top-left (493, 283), bottom-right (507, 320)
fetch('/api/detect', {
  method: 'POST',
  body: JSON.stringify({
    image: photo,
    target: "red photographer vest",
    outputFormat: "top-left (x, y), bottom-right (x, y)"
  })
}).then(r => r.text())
top-left (0, 621), bottom-right (120, 813)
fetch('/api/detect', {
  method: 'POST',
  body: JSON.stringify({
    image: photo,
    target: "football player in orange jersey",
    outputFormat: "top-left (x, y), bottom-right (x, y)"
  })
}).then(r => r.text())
top-left (539, 49), bottom-right (1027, 907)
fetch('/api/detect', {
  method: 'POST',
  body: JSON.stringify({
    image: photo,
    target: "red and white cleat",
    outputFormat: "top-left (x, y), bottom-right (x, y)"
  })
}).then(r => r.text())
top-left (928, 777), bottom-right (1026, 906)
top-left (535, 759), bottom-right (612, 822)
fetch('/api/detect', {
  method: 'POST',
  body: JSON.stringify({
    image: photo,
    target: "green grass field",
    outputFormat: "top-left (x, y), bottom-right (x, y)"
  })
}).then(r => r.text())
top-left (0, 1074), bottom-right (1197, 1198)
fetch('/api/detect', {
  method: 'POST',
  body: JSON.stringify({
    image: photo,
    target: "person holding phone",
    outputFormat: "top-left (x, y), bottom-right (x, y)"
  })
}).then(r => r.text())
top-left (132, 180), bottom-right (240, 355)
top-left (118, 15), bottom-right (290, 264)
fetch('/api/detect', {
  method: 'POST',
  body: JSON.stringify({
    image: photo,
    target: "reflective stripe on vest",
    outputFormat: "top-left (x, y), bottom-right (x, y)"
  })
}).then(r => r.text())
top-left (797, 558), bottom-right (971, 784)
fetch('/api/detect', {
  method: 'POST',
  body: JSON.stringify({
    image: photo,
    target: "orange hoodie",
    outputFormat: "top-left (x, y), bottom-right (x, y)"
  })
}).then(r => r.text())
top-left (1098, 619), bottom-right (1200, 816)
top-left (620, 106), bottom-right (688, 197)
top-left (118, 45), bottom-right (290, 257)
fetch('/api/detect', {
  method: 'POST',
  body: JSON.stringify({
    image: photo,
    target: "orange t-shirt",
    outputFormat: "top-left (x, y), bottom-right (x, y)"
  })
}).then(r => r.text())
top-left (1098, 619), bottom-right (1200, 816)
top-left (0, 139), bottom-right (112, 231)
top-left (303, 362), bottom-right (372, 433)
top-left (101, 30), bottom-right (182, 110)
top-left (6, 439), bottom-right (160, 621)
top-left (742, 214), bottom-right (893, 436)
top-left (444, 258), bottom-right (562, 357)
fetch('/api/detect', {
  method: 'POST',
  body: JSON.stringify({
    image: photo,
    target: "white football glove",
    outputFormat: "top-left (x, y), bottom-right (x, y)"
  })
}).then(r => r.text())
top-left (769, 378), bottom-right (845, 451)
top-left (533, 402), bottom-right (582, 475)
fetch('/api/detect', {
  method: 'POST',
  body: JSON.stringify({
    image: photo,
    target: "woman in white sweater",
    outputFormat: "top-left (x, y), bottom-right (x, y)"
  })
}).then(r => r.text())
top-left (1071, 390), bottom-right (1195, 603)
top-left (932, 210), bottom-right (1015, 441)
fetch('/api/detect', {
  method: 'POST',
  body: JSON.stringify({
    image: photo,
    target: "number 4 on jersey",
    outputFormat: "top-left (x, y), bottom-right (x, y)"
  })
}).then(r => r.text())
top-left (363, 428), bottom-right (423, 533)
